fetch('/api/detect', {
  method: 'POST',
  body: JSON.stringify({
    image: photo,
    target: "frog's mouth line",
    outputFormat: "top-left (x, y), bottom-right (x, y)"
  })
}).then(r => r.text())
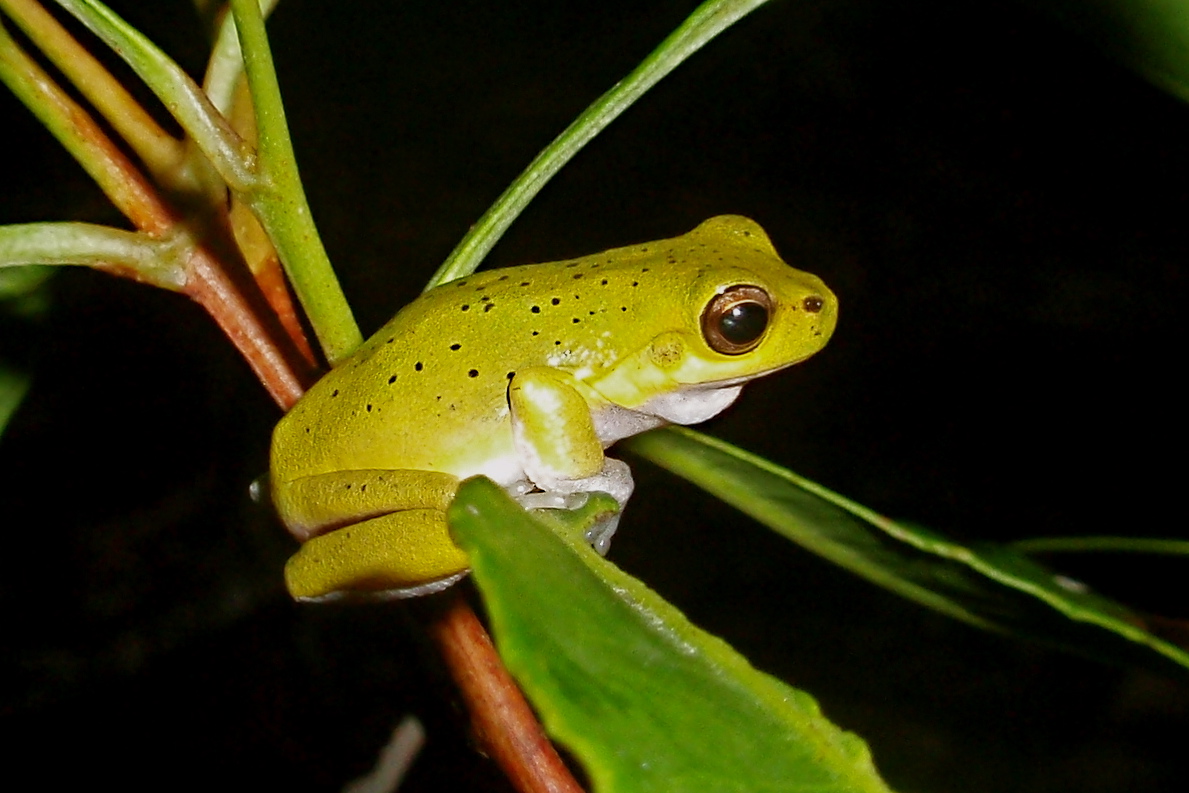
top-left (672, 356), bottom-right (808, 389)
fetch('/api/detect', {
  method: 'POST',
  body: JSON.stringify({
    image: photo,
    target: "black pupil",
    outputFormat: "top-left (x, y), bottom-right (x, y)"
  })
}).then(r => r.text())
top-left (720, 301), bottom-right (768, 344)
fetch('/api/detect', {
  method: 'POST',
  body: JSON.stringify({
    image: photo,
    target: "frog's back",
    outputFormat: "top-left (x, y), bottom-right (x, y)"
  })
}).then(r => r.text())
top-left (273, 254), bottom-right (668, 483)
top-left (272, 215), bottom-right (818, 482)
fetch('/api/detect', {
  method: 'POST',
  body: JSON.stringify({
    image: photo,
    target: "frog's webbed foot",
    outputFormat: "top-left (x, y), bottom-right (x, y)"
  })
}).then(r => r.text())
top-left (511, 457), bottom-right (632, 556)
top-left (583, 506), bottom-right (620, 556)
top-left (516, 456), bottom-right (633, 507)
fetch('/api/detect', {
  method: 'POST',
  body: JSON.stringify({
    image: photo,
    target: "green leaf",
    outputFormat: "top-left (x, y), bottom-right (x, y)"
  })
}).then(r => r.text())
top-left (0, 361), bottom-right (30, 437)
top-left (625, 427), bottom-right (1189, 678)
top-left (449, 477), bottom-right (896, 793)
top-left (1024, 0), bottom-right (1189, 101)
top-left (0, 263), bottom-right (52, 318)
top-left (0, 262), bottom-right (50, 436)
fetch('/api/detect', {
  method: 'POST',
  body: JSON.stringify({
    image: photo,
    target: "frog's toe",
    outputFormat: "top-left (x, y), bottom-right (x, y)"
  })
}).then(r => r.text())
top-left (584, 511), bottom-right (621, 556)
top-left (515, 490), bottom-right (590, 511)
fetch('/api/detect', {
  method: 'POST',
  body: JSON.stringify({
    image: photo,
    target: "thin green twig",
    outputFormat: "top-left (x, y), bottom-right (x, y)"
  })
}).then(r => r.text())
top-left (0, 222), bottom-right (188, 289)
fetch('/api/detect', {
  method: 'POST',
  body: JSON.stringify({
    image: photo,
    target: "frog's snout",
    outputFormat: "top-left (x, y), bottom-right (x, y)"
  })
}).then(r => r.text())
top-left (802, 285), bottom-right (838, 344)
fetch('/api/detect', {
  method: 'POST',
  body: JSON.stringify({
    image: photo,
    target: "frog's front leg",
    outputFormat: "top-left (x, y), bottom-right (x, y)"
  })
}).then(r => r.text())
top-left (508, 367), bottom-right (634, 552)
top-left (276, 469), bottom-right (468, 601)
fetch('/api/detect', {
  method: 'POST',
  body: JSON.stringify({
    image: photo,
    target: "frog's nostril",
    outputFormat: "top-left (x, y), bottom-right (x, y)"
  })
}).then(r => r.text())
top-left (802, 296), bottom-right (825, 313)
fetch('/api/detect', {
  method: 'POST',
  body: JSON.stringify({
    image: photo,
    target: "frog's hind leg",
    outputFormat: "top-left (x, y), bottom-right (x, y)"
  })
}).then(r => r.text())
top-left (284, 508), bottom-right (470, 601)
top-left (274, 468), bottom-right (465, 600)
top-left (274, 469), bottom-right (458, 541)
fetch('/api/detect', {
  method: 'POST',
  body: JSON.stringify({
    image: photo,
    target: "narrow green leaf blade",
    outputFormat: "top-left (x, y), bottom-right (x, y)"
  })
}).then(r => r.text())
top-left (449, 478), bottom-right (896, 793)
top-left (0, 263), bottom-right (51, 436)
top-left (625, 427), bottom-right (1189, 677)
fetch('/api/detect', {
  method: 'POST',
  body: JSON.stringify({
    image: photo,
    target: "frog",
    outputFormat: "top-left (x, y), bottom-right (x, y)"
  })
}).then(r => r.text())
top-left (271, 215), bottom-right (838, 601)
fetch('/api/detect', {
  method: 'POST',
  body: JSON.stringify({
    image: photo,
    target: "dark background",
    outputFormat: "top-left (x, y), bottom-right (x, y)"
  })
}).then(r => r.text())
top-left (1, 0), bottom-right (1186, 790)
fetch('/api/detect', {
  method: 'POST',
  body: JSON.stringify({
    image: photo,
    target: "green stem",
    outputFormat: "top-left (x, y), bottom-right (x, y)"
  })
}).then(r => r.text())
top-left (426, 0), bottom-right (774, 288)
top-left (204, 0), bottom-right (281, 116)
top-left (0, 222), bottom-right (188, 290)
top-left (48, 0), bottom-right (361, 364)
top-left (228, 0), bottom-right (361, 363)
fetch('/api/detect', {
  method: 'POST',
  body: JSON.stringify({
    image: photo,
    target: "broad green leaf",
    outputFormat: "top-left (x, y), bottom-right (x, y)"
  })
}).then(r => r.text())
top-left (1024, 0), bottom-right (1189, 101)
top-left (625, 427), bottom-right (1189, 678)
top-left (449, 477), bottom-right (895, 793)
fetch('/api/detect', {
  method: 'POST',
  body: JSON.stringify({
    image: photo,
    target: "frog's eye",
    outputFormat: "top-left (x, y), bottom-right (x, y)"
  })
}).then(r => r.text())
top-left (702, 285), bottom-right (772, 355)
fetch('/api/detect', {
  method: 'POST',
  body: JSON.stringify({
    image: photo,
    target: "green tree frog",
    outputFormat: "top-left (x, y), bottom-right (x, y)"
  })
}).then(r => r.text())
top-left (271, 216), bottom-right (837, 600)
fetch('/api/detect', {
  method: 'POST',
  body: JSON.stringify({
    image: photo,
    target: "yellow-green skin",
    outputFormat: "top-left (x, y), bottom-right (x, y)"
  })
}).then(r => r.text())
top-left (271, 216), bottom-right (837, 600)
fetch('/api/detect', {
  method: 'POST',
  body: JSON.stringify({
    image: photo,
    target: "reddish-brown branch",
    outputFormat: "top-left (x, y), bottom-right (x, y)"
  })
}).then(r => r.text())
top-left (227, 194), bottom-right (318, 371)
top-left (427, 591), bottom-right (586, 793)
top-left (252, 254), bottom-right (318, 372)
top-left (19, 38), bottom-right (174, 237)
top-left (187, 247), bottom-right (308, 409)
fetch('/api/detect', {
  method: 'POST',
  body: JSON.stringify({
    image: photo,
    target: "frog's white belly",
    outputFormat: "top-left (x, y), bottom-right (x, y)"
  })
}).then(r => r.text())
top-left (459, 450), bottom-right (532, 491)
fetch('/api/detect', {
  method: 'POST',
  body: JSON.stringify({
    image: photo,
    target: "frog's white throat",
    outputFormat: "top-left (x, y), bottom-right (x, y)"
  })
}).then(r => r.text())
top-left (594, 384), bottom-right (744, 446)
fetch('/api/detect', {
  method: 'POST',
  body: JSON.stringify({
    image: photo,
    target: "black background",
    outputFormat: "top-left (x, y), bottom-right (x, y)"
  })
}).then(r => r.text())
top-left (1, 0), bottom-right (1186, 790)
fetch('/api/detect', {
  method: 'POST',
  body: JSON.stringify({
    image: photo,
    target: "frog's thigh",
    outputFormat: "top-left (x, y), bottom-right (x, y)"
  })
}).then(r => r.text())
top-left (509, 367), bottom-right (604, 481)
top-left (284, 508), bottom-right (469, 600)
top-left (276, 468), bottom-right (458, 540)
